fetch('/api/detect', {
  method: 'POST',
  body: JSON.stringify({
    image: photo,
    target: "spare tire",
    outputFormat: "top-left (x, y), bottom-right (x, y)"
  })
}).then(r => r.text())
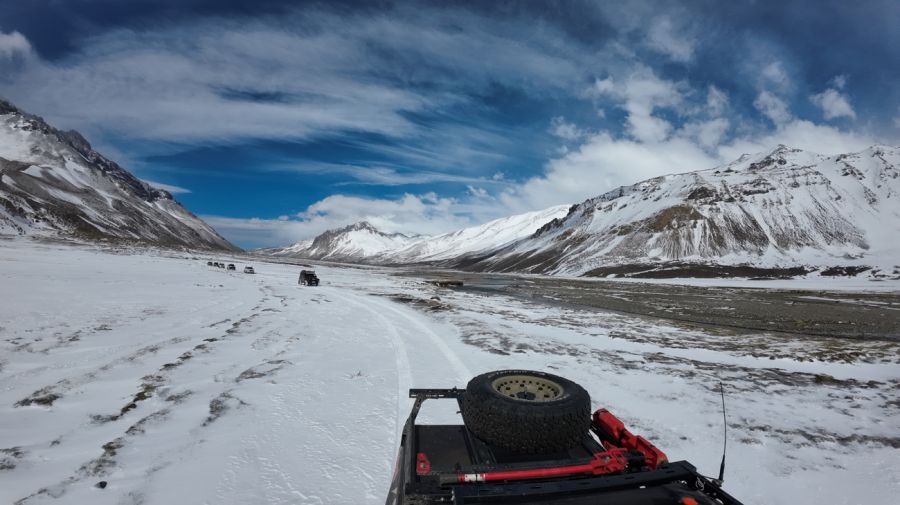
top-left (462, 369), bottom-right (591, 454)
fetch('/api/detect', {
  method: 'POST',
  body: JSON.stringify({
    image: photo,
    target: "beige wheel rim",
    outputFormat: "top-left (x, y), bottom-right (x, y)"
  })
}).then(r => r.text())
top-left (491, 375), bottom-right (563, 402)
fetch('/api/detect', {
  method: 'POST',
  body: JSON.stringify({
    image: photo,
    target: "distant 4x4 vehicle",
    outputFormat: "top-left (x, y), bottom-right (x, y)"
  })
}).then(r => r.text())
top-left (299, 270), bottom-right (319, 286)
top-left (243, 266), bottom-right (255, 274)
top-left (227, 264), bottom-right (236, 271)
top-left (207, 261), bottom-right (213, 266)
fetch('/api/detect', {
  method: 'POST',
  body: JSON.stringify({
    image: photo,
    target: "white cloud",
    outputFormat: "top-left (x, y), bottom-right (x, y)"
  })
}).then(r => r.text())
top-left (467, 185), bottom-right (489, 198)
top-left (591, 67), bottom-right (682, 143)
top-left (645, 16), bottom-right (695, 62)
top-left (716, 119), bottom-right (872, 161)
top-left (682, 118), bottom-right (730, 149)
top-left (500, 133), bottom-right (717, 211)
top-left (203, 191), bottom-right (507, 247)
top-left (283, 162), bottom-right (494, 187)
top-left (142, 179), bottom-right (191, 194)
top-left (501, 118), bottom-right (875, 214)
top-left (761, 61), bottom-right (790, 89)
top-left (706, 85), bottom-right (728, 115)
top-left (0, 8), bottom-right (597, 147)
top-left (831, 74), bottom-right (848, 89)
top-left (811, 88), bottom-right (856, 120)
top-left (549, 116), bottom-right (584, 140)
top-left (200, 215), bottom-right (309, 249)
top-left (0, 31), bottom-right (32, 60)
top-left (754, 91), bottom-right (792, 125)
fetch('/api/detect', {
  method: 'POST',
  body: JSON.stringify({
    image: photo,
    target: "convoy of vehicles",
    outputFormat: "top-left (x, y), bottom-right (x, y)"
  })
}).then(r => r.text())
top-left (204, 261), bottom-right (318, 284)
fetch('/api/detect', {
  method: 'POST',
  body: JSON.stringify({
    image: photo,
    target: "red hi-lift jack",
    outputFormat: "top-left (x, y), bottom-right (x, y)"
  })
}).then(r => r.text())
top-left (442, 408), bottom-right (668, 484)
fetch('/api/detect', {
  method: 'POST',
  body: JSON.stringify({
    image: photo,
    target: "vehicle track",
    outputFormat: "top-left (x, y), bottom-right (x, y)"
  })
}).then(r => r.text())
top-left (325, 291), bottom-right (413, 444)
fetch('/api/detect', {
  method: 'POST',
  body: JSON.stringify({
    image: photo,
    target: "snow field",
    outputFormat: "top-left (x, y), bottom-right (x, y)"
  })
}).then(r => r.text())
top-left (1, 238), bottom-right (898, 505)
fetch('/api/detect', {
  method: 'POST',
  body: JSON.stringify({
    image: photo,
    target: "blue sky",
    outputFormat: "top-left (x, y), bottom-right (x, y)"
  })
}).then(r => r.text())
top-left (1, 0), bottom-right (898, 248)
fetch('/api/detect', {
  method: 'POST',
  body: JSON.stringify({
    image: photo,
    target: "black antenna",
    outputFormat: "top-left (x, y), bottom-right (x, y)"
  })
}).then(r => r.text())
top-left (717, 381), bottom-right (727, 484)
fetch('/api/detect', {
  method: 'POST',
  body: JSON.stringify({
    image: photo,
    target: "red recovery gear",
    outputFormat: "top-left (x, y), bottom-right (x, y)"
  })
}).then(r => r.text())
top-left (445, 407), bottom-right (668, 485)
top-left (416, 453), bottom-right (432, 475)
top-left (592, 409), bottom-right (668, 470)
top-left (449, 449), bottom-right (629, 484)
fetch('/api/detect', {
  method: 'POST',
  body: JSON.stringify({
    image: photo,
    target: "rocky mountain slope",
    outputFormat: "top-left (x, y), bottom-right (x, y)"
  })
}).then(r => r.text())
top-left (467, 145), bottom-right (899, 277)
top-left (263, 145), bottom-right (899, 278)
top-left (0, 99), bottom-right (236, 250)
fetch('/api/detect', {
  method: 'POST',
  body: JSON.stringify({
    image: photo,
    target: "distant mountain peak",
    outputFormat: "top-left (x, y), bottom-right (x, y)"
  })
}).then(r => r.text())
top-left (267, 220), bottom-right (424, 261)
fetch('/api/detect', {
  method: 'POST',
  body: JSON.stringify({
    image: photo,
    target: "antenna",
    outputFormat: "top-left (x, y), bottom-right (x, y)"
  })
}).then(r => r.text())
top-left (717, 381), bottom-right (727, 484)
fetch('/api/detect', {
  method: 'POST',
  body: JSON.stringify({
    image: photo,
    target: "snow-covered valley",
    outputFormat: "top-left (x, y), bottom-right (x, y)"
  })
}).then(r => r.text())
top-left (1, 238), bottom-right (898, 505)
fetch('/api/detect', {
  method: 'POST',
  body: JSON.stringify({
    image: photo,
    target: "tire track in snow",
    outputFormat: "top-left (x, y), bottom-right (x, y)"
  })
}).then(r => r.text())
top-left (366, 295), bottom-right (471, 383)
top-left (328, 292), bottom-right (413, 444)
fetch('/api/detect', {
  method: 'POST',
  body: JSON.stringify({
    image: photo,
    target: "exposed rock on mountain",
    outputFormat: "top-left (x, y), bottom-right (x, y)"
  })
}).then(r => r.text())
top-left (0, 99), bottom-right (237, 250)
top-left (466, 145), bottom-right (899, 277)
top-left (263, 145), bottom-right (899, 279)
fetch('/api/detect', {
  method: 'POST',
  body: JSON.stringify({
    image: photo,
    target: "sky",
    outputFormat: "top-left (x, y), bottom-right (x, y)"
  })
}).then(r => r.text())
top-left (1, 0), bottom-right (898, 248)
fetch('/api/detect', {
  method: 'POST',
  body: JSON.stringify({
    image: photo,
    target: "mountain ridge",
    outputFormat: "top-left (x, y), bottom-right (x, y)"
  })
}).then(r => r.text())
top-left (0, 98), bottom-right (238, 251)
top-left (264, 144), bottom-right (899, 279)
top-left (468, 144), bottom-right (899, 277)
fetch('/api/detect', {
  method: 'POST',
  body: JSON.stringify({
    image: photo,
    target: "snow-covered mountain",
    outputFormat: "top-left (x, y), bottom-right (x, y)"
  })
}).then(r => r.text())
top-left (267, 221), bottom-right (422, 261)
top-left (468, 145), bottom-right (900, 276)
top-left (378, 205), bottom-right (571, 264)
top-left (0, 99), bottom-right (236, 250)
top-left (264, 206), bottom-right (572, 263)
top-left (261, 145), bottom-right (899, 277)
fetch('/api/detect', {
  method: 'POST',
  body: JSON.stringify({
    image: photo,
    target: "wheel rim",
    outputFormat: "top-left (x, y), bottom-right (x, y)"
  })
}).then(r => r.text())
top-left (491, 375), bottom-right (563, 402)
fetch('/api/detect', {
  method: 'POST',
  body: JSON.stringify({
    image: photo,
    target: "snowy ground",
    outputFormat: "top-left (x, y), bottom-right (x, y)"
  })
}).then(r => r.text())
top-left (1, 238), bottom-right (898, 505)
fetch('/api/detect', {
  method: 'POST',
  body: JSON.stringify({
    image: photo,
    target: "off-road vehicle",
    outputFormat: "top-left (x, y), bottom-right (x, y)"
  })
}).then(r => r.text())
top-left (243, 266), bottom-right (255, 274)
top-left (227, 263), bottom-right (236, 271)
top-left (299, 270), bottom-right (319, 286)
top-left (387, 369), bottom-right (743, 505)
top-left (207, 261), bottom-right (213, 266)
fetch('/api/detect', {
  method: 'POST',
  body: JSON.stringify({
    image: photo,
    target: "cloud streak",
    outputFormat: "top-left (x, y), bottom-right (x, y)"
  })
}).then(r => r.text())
top-left (1, 2), bottom-right (895, 248)
top-left (0, 8), bottom-right (599, 146)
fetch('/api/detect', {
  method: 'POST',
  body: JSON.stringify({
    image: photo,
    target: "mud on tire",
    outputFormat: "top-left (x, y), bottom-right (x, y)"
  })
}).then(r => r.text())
top-left (461, 369), bottom-right (591, 454)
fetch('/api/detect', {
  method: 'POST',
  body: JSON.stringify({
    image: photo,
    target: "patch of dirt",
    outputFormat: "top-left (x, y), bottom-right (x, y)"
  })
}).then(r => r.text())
top-left (163, 390), bottom-right (193, 404)
top-left (740, 424), bottom-right (900, 449)
top-left (384, 293), bottom-right (451, 312)
top-left (125, 409), bottom-right (170, 436)
top-left (421, 270), bottom-right (900, 342)
top-left (16, 386), bottom-right (62, 407)
top-left (80, 438), bottom-right (123, 476)
top-left (236, 359), bottom-right (290, 382)
top-left (1, 447), bottom-right (25, 471)
top-left (203, 392), bottom-right (248, 426)
top-left (119, 382), bottom-right (158, 416)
